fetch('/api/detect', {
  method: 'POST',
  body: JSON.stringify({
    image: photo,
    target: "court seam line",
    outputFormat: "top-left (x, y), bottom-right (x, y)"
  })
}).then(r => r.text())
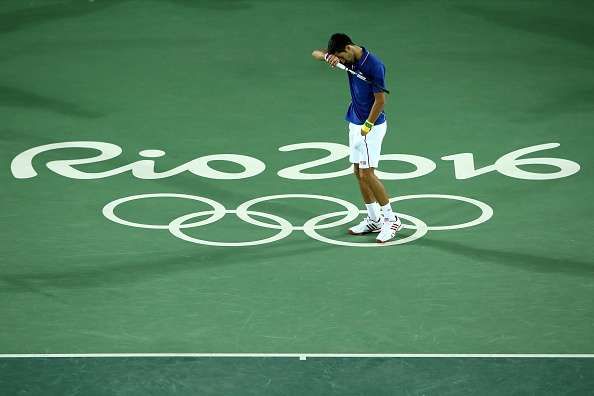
top-left (1, 353), bottom-right (593, 359)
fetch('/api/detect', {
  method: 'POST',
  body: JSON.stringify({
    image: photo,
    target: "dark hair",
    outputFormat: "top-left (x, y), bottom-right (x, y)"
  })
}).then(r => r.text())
top-left (327, 33), bottom-right (353, 54)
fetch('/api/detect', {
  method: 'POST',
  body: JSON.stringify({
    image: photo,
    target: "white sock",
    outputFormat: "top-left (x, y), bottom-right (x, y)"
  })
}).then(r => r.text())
top-left (381, 203), bottom-right (398, 222)
top-left (365, 202), bottom-right (381, 221)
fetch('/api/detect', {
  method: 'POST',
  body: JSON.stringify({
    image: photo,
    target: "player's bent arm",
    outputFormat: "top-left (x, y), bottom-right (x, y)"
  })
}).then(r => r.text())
top-left (367, 92), bottom-right (386, 124)
top-left (361, 92), bottom-right (386, 135)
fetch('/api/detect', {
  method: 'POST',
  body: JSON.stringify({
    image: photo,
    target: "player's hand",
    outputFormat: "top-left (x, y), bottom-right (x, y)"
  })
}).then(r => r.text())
top-left (360, 120), bottom-right (373, 136)
top-left (324, 53), bottom-right (340, 68)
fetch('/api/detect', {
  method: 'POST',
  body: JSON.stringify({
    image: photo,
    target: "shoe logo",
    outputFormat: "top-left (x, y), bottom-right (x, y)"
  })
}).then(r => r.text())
top-left (103, 193), bottom-right (493, 247)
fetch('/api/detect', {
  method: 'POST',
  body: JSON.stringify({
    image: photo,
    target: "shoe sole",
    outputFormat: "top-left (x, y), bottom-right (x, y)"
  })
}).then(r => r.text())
top-left (348, 229), bottom-right (381, 235)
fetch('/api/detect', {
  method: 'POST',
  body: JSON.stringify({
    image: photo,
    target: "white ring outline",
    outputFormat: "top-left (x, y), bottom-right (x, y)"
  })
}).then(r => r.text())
top-left (101, 193), bottom-right (494, 247)
top-left (102, 193), bottom-right (226, 229)
top-left (235, 194), bottom-right (360, 231)
top-left (303, 212), bottom-right (428, 247)
top-left (168, 210), bottom-right (293, 247)
top-left (389, 194), bottom-right (494, 231)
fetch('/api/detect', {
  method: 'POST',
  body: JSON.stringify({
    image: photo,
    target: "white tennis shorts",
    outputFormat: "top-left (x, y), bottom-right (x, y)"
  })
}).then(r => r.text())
top-left (348, 121), bottom-right (387, 169)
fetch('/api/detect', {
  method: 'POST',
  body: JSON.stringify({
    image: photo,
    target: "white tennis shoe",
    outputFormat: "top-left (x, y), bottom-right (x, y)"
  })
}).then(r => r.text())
top-left (348, 216), bottom-right (383, 235)
top-left (376, 217), bottom-right (402, 243)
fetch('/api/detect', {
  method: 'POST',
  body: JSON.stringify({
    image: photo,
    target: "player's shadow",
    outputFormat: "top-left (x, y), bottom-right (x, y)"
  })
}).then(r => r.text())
top-left (513, 88), bottom-right (594, 121)
top-left (0, 239), bottom-right (340, 296)
top-left (0, 85), bottom-right (104, 119)
top-left (415, 237), bottom-right (594, 277)
top-left (455, 4), bottom-right (594, 50)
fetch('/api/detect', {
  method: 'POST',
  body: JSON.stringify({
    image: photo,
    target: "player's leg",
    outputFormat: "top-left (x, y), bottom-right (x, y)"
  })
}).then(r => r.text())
top-left (357, 122), bottom-right (402, 242)
top-left (354, 163), bottom-right (382, 217)
top-left (353, 164), bottom-right (376, 204)
top-left (357, 122), bottom-right (396, 217)
top-left (349, 165), bottom-right (383, 235)
top-left (358, 168), bottom-right (388, 206)
top-left (350, 123), bottom-right (381, 212)
top-left (358, 167), bottom-right (398, 222)
top-left (350, 123), bottom-right (375, 205)
top-left (348, 125), bottom-right (382, 235)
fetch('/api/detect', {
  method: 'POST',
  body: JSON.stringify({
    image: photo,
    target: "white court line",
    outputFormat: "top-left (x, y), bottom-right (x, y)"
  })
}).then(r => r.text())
top-left (1, 353), bottom-right (593, 359)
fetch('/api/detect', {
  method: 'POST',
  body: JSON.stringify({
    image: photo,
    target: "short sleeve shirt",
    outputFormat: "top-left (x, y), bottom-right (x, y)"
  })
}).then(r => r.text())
top-left (345, 47), bottom-right (387, 125)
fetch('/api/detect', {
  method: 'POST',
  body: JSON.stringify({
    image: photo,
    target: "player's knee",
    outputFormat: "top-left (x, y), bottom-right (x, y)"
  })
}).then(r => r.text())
top-left (359, 168), bottom-right (374, 182)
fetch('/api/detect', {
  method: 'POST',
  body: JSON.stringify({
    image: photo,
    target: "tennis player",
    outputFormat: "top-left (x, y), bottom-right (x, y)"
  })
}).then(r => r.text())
top-left (312, 33), bottom-right (401, 243)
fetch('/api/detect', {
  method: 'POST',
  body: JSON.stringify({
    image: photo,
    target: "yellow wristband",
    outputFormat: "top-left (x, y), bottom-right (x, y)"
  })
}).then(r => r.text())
top-left (361, 120), bottom-right (373, 135)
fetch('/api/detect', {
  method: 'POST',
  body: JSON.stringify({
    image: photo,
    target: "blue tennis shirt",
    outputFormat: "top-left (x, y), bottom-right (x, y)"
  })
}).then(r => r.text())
top-left (346, 47), bottom-right (386, 125)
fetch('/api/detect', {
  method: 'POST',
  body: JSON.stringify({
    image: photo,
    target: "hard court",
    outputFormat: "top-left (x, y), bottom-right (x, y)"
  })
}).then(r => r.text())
top-left (1, 0), bottom-right (593, 394)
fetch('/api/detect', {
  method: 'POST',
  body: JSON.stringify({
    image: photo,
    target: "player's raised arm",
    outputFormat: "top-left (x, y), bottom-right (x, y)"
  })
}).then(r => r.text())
top-left (311, 49), bottom-right (340, 67)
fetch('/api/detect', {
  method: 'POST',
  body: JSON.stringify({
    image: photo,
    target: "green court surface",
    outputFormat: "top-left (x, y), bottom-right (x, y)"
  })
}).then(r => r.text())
top-left (1, 0), bottom-right (593, 394)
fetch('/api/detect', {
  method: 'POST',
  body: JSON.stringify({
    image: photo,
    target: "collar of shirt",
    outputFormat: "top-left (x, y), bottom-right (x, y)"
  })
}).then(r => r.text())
top-left (353, 47), bottom-right (370, 71)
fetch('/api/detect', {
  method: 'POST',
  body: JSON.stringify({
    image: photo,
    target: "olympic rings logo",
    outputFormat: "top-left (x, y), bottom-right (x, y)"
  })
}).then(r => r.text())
top-left (102, 193), bottom-right (494, 247)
